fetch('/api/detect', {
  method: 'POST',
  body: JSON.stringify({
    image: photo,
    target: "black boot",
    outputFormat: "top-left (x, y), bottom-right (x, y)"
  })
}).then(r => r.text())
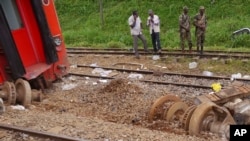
top-left (188, 42), bottom-right (192, 53)
top-left (197, 46), bottom-right (200, 54)
top-left (200, 45), bottom-right (203, 55)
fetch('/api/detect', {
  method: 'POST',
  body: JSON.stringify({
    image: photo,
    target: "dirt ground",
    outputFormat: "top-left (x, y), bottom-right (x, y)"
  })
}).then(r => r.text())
top-left (0, 54), bottom-right (240, 141)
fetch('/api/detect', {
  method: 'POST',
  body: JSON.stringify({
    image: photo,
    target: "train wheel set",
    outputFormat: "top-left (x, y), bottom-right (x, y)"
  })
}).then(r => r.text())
top-left (0, 79), bottom-right (42, 107)
top-left (149, 81), bottom-right (250, 139)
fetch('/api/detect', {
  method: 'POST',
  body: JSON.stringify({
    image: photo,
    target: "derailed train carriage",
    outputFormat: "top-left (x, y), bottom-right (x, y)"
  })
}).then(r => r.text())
top-left (0, 0), bottom-right (68, 106)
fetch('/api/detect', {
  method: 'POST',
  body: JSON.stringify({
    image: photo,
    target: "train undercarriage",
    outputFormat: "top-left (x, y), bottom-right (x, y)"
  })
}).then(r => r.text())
top-left (149, 81), bottom-right (250, 139)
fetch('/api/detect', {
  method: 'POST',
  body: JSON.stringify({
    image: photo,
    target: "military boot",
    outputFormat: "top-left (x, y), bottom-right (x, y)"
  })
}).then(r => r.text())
top-left (200, 45), bottom-right (203, 55)
top-left (197, 46), bottom-right (200, 54)
top-left (188, 42), bottom-right (192, 53)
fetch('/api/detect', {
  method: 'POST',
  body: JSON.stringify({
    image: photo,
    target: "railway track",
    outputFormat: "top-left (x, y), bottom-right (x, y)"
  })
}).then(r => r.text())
top-left (76, 64), bottom-right (250, 82)
top-left (0, 124), bottom-right (84, 141)
top-left (67, 47), bottom-right (250, 54)
top-left (69, 72), bottom-right (212, 89)
top-left (69, 64), bottom-right (250, 90)
top-left (67, 48), bottom-right (250, 59)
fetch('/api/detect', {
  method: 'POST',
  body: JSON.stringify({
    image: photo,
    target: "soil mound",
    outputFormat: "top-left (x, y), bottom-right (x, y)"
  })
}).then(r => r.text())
top-left (101, 78), bottom-right (142, 95)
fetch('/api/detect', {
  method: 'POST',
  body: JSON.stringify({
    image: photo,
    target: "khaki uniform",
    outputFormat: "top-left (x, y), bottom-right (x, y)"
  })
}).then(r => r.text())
top-left (179, 13), bottom-right (192, 52)
top-left (193, 13), bottom-right (207, 54)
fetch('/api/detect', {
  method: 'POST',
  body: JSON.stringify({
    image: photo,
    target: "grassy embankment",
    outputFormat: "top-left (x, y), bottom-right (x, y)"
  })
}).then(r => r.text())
top-left (55, 0), bottom-right (250, 51)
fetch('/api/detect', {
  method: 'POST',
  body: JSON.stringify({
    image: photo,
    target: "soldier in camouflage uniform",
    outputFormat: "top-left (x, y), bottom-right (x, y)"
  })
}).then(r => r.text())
top-left (179, 6), bottom-right (192, 53)
top-left (193, 6), bottom-right (207, 54)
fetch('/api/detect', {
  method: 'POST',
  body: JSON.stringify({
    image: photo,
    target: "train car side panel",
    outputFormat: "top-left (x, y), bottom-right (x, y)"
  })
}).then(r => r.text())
top-left (42, 0), bottom-right (69, 80)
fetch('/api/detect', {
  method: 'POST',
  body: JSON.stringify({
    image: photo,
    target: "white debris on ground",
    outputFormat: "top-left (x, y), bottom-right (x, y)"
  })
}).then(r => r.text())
top-left (189, 62), bottom-right (198, 69)
top-left (98, 79), bottom-right (108, 83)
top-left (70, 64), bottom-right (77, 69)
top-left (230, 73), bottom-right (250, 80)
top-left (62, 83), bottom-right (78, 90)
top-left (128, 73), bottom-right (144, 79)
top-left (243, 75), bottom-right (250, 79)
top-left (203, 71), bottom-right (213, 76)
top-left (90, 63), bottom-right (98, 67)
top-left (68, 76), bottom-right (77, 82)
top-left (154, 65), bottom-right (167, 69)
top-left (231, 73), bottom-right (242, 81)
top-left (92, 68), bottom-right (112, 77)
top-left (152, 55), bottom-right (160, 60)
top-left (10, 105), bottom-right (25, 110)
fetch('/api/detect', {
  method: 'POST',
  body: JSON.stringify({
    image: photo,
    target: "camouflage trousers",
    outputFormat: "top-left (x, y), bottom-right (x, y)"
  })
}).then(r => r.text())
top-left (195, 29), bottom-right (205, 54)
top-left (180, 30), bottom-right (192, 51)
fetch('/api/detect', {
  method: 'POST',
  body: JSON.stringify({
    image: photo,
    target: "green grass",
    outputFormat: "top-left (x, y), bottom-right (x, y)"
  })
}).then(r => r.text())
top-left (55, 0), bottom-right (250, 50)
top-left (199, 59), bottom-right (250, 75)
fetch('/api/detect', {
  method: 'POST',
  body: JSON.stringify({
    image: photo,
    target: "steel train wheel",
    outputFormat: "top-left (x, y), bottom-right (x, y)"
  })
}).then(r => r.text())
top-left (149, 94), bottom-right (181, 122)
top-left (188, 102), bottom-right (217, 135)
top-left (3, 82), bottom-right (16, 105)
top-left (15, 79), bottom-right (32, 107)
top-left (181, 105), bottom-right (197, 131)
top-left (165, 101), bottom-right (188, 121)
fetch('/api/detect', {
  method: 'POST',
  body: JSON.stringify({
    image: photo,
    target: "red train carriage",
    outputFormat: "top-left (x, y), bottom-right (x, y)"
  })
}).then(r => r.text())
top-left (0, 0), bottom-right (69, 106)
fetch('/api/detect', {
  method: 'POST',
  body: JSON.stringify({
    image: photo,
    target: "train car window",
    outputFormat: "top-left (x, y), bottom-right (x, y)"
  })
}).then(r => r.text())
top-left (0, 0), bottom-right (22, 30)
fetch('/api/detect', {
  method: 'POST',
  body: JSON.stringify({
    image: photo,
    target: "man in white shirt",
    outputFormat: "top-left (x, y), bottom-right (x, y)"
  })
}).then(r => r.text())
top-left (128, 10), bottom-right (148, 59)
top-left (147, 9), bottom-right (161, 53)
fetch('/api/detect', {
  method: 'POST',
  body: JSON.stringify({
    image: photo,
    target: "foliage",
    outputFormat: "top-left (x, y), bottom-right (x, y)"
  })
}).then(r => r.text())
top-left (55, 0), bottom-right (250, 49)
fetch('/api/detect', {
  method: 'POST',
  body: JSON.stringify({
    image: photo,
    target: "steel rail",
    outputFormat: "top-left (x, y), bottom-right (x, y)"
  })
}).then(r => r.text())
top-left (0, 124), bottom-right (84, 141)
top-left (67, 50), bottom-right (250, 59)
top-left (76, 64), bottom-right (250, 82)
top-left (141, 80), bottom-right (211, 89)
top-left (69, 72), bottom-right (212, 89)
top-left (67, 47), bottom-right (250, 54)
